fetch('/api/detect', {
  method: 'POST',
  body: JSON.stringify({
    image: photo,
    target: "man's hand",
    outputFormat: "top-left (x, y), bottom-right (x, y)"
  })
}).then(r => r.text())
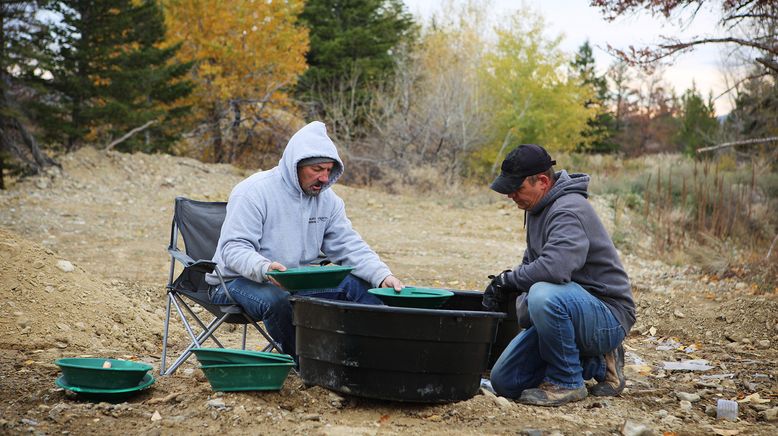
top-left (267, 261), bottom-right (287, 287)
top-left (482, 269), bottom-right (514, 311)
top-left (380, 275), bottom-right (404, 292)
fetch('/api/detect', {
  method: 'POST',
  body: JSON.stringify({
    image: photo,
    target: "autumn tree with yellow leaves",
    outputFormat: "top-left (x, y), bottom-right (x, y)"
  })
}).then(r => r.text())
top-left (163, 0), bottom-right (309, 164)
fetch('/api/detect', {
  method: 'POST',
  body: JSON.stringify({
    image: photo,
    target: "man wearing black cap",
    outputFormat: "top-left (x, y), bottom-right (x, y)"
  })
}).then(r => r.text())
top-left (483, 144), bottom-right (635, 406)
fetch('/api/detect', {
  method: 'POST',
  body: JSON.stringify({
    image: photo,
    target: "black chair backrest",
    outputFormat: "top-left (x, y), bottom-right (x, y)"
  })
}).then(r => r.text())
top-left (174, 197), bottom-right (227, 260)
top-left (171, 197), bottom-right (227, 294)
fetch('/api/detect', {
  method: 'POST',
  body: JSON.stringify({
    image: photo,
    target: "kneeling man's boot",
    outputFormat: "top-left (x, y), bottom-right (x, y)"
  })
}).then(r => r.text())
top-left (590, 344), bottom-right (625, 396)
top-left (518, 382), bottom-right (588, 406)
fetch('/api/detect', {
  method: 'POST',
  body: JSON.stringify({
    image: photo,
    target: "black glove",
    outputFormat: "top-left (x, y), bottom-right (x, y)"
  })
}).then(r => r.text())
top-left (482, 269), bottom-right (514, 311)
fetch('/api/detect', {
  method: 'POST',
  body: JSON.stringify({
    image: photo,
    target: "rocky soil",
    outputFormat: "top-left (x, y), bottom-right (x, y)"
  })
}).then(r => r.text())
top-left (0, 147), bottom-right (776, 435)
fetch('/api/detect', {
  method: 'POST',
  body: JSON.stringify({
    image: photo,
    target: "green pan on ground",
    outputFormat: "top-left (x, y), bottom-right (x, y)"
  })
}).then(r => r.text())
top-left (55, 373), bottom-right (155, 403)
top-left (54, 357), bottom-right (153, 389)
top-left (199, 362), bottom-right (295, 392)
top-left (192, 347), bottom-right (293, 366)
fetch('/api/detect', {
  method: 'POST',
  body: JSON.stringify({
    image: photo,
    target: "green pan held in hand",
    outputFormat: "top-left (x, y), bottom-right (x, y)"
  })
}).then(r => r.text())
top-left (54, 357), bottom-right (153, 389)
top-left (368, 287), bottom-right (454, 309)
top-left (266, 265), bottom-right (354, 291)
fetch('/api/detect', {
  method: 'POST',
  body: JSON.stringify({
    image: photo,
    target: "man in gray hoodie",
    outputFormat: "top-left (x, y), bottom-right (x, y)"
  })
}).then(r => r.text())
top-left (206, 121), bottom-right (403, 356)
top-left (484, 144), bottom-right (635, 406)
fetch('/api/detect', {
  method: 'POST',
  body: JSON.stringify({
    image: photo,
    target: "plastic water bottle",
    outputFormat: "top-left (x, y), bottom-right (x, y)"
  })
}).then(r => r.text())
top-left (716, 399), bottom-right (738, 421)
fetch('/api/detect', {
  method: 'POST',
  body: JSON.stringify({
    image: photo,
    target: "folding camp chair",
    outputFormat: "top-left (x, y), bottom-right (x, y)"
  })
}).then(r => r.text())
top-left (161, 196), bottom-right (281, 375)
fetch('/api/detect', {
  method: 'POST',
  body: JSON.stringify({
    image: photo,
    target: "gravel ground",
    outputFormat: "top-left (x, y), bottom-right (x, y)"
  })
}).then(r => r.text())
top-left (0, 147), bottom-right (776, 435)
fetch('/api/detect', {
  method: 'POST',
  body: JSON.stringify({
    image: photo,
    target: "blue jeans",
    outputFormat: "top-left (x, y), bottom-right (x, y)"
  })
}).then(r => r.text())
top-left (489, 281), bottom-right (625, 398)
top-left (210, 274), bottom-right (382, 356)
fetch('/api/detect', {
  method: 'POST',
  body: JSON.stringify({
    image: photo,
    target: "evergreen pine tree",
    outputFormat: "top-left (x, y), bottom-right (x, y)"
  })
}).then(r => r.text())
top-left (676, 84), bottom-right (718, 155)
top-left (297, 0), bottom-right (415, 121)
top-left (571, 41), bottom-right (618, 153)
top-left (46, 0), bottom-right (192, 152)
top-left (1, 0), bottom-right (59, 187)
top-left (726, 71), bottom-right (778, 139)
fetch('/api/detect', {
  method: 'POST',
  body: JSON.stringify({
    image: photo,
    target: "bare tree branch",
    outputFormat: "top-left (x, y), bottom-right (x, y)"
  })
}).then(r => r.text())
top-left (105, 120), bottom-right (157, 151)
top-left (695, 136), bottom-right (778, 154)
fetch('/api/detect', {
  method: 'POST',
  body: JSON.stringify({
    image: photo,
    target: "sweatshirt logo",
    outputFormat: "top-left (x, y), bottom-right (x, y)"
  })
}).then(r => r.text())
top-left (308, 217), bottom-right (328, 224)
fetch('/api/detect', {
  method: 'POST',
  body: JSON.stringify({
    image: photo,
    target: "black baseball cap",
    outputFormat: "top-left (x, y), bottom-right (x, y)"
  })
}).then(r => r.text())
top-left (490, 144), bottom-right (556, 194)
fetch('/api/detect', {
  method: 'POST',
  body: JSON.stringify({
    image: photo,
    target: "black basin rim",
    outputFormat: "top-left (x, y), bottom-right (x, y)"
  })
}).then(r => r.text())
top-left (290, 295), bottom-right (507, 319)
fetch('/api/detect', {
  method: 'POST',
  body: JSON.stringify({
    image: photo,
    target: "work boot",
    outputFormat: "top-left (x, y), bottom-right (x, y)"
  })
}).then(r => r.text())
top-left (590, 344), bottom-right (625, 396)
top-left (518, 382), bottom-right (588, 406)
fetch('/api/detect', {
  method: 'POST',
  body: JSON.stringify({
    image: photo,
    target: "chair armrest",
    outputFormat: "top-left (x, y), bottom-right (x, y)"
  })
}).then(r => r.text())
top-left (169, 250), bottom-right (217, 274)
top-left (168, 248), bottom-right (196, 266)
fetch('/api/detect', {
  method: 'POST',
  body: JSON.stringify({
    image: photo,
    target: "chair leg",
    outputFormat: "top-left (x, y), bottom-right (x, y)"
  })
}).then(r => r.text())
top-left (163, 315), bottom-right (229, 375)
top-left (179, 297), bottom-right (224, 348)
top-left (243, 314), bottom-right (283, 353)
top-left (172, 292), bottom-right (200, 347)
top-left (242, 324), bottom-right (248, 350)
top-left (160, 293), bottom-right (174, 375)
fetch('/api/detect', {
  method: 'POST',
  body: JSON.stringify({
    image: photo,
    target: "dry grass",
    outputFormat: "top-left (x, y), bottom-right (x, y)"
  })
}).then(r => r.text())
top-left (363, 151), bottom-right (777, 292)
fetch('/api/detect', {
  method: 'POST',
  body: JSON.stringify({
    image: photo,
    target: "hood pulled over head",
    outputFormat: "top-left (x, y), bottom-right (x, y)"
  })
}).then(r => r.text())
top-left (279, 121), bottom-right (344, 194)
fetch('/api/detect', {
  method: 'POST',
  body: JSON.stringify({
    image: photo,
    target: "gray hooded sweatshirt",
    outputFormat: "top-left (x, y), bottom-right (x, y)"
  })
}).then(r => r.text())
top-left (507, 170), bottom-right (636, 333)
top-left (206, 121), bottom-right (392, 287)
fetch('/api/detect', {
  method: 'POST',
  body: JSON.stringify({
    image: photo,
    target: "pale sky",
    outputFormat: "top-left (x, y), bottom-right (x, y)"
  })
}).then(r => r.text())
top-left (402, 0), bottom-right (736, 115)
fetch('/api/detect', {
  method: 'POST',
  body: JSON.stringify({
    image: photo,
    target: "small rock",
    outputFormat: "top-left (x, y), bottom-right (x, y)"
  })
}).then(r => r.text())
top-left (759, 407), bottom-right (778, 421)
top-left (48, 403), bottom-right (69, 423)
top-left (206, 399), bottom-right (226, 410)
top-left (673, 309), bottom-right (686, 319)
top-left (56, 260), bottom-right (75, 273)
top-left (328, 392), bottom-right (345, 408)
top-left (679, 400), bottom-right (693, 412)
top-left (676, 392), bottom-right (700, 402)
top-left (494, 396), bottom-right (513, 409)
top-left (182, 368), bottom-right (195, 376)
top-left (480, 387), bottom-right (496, 399)
top-left (735, 282), bottom-right (747, 290)
top-left (705, 405), bottom-right (716, 417)
top-left (21, 418), bottom-right (38, 426)
top-left (661, 414), bottom-right (681, 426)
top-left (300, 413), bottom-right (320, 421)
top-left (151, 411), bottom-right (162, 422)
top-left (755, 340), bottom-right (770, 349)
top-left (620, 419), bottom-right (654, 436)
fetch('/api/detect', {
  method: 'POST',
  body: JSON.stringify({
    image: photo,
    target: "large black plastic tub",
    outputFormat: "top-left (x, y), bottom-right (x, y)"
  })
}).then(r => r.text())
top-left (439, 290), bottom-right (521, 368)
top-left (291, 292), bottom-right (506, 403)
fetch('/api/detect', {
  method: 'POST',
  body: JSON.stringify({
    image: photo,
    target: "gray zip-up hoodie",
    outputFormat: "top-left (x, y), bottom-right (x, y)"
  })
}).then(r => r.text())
top-left (206, 121), bottom-right (392, 287)
top-left (507, 170), bottom-right (636, 333)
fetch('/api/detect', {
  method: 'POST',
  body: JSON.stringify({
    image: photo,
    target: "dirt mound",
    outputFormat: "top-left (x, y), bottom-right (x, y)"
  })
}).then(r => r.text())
top-left (0, 227), bottom-right (160, 354)
top-left (0, 147), bottom-right (246, 283)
